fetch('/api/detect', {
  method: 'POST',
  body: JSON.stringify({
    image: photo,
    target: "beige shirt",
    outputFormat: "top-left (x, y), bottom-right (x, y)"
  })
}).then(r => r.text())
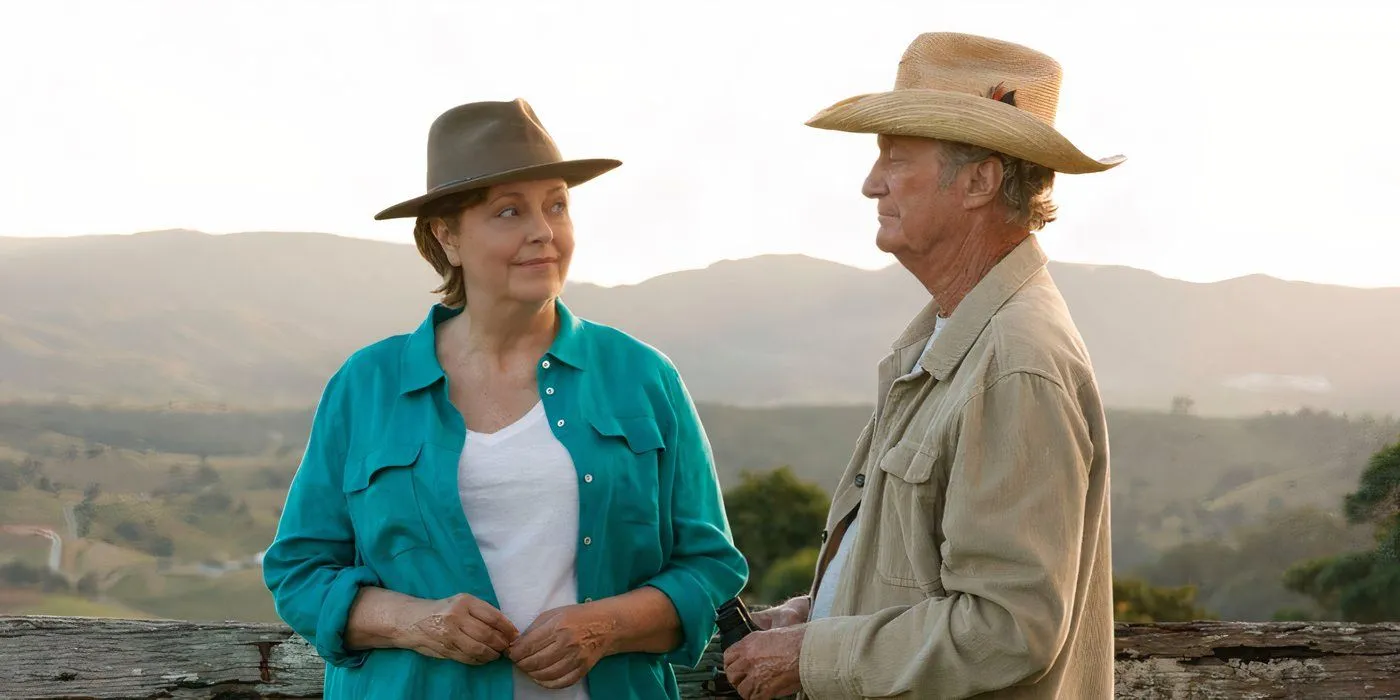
top-left (798, 235), bottom-right (1114, 699)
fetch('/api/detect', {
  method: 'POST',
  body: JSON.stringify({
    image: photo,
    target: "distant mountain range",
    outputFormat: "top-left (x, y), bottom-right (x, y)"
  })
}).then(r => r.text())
top-left (2, 229), bottom-right (1398, 415)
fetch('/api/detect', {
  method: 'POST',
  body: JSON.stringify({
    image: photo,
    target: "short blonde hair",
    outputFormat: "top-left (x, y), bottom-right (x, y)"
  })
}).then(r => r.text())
top-left (412, 188), bottom-right (489, 308)
top-left (937, 141), bottom-right (1058, 232)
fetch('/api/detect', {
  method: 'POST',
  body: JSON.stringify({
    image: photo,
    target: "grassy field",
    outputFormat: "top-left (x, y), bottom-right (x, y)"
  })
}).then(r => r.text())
top-left (0, 489), bottom-right (67, 530)
top-left (6, 593), bottom-right (152, 619)
top-left (104, 566), bottom-right (278, 623)
top-left (1, 401), bottom-right (1396, 623)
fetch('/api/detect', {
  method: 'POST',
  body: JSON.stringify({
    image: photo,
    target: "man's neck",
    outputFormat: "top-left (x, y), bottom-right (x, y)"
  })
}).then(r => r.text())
top-left (917, 226), bottom-right (1028, 317)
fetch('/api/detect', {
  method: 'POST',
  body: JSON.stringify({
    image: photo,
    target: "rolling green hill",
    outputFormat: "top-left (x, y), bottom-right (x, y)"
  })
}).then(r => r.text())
top-left (2, 401), bottom-right (1396, 622)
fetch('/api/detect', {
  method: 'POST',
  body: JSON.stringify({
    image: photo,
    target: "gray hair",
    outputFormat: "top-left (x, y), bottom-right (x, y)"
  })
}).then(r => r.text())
top-left (936, 142), bottom-right (1058, 232)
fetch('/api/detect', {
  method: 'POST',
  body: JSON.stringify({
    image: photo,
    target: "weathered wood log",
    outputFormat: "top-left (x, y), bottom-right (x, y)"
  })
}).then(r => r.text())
top-left (2, 616), bottom-right (1398, 699)
top-left (1114, 620), bottom-right (1400, 699)
top-left (0, 615), bottom-right (321, 699)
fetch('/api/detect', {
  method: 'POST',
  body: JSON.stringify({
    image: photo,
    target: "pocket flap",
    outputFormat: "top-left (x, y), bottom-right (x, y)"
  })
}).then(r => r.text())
top-left (343, 442), bottom-right (423, 493)
top-left (877, 441), bottom-right (938, 484)
top-left (588, 415), bottom-right (665, 454)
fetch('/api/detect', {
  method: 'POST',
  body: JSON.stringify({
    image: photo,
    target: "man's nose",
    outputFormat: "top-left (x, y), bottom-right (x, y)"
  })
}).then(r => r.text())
top-left (862, 162), bottom-right (884, 198)
top-left (861, 171), bottom-right (888, 199)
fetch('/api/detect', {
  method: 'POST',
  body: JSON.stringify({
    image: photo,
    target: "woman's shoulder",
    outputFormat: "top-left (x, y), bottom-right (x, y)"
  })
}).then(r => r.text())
top-left (573, 315), bottom-right (680, 379)
top-left (330, 332), bottom-right (410, 379)
top-left (315, 330), bottom-right (417, 407)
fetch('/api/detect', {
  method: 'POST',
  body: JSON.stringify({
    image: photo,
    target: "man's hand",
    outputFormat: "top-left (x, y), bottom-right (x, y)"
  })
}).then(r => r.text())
top-left (750, 595), bottom-right (811, 630)
top-left (394, 593), bottom-right (519, 665)
top-left (723, 625), bottom-right (805, 700)
top-left (508, 604), bottom-right (612, 689)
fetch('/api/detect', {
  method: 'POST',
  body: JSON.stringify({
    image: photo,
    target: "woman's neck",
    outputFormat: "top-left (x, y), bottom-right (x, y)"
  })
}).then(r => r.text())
top-left (452, 296), bottom-right (558, 366)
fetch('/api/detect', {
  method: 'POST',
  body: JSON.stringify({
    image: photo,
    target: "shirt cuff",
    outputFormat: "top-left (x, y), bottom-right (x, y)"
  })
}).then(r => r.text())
top-left (314, 565), bottom-right (382, 668)
top-left (643, 567), bottom-right (714, 669)
top-left (799, 615), bottom-right (864, 700)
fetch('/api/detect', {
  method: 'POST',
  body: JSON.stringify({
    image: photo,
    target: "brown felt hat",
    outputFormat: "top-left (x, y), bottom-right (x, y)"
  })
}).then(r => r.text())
top-left (374, 98), bottom-right (621, 220)
top-left (806, 32), bottom-right (1125, 174)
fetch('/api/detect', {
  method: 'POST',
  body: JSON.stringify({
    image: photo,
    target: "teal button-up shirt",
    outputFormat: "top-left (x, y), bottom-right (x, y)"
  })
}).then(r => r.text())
top-left (263, 299), bottom-right (748, 699)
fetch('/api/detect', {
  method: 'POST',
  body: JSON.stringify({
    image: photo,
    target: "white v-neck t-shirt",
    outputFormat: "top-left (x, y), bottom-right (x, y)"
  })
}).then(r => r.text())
top-left (458, 401), bottom-right (591, 700)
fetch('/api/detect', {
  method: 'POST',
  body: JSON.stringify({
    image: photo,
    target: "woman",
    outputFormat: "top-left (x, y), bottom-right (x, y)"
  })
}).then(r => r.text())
top-left (263, 98), bottom-right (748, 699)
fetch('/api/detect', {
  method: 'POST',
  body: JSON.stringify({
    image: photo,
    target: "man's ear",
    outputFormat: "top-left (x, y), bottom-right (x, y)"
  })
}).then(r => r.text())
top-left (963, 157), bottom-right (1004, 210)
top-left (431, 217), bottom-right (462, 266)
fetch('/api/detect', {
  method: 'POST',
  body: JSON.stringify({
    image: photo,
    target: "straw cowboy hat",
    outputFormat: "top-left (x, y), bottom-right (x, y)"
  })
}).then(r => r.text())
top-left (806, 32), bottom-right (1125, 174)
top-left (375, 98), bottom-right (621, 220)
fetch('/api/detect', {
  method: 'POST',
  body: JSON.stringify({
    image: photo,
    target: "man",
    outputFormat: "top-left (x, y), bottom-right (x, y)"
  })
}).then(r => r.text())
top-left (723, 32), bottom-right (1125, 699)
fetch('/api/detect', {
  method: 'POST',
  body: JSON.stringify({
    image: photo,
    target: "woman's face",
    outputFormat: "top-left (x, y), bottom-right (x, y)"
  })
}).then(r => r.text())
top-left (433, 177), bottom-right (574, 307)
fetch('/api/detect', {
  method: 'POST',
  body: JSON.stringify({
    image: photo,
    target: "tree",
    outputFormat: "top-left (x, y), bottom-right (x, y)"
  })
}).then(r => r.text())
top-left (0, 461), bottom-right (21, 491)
top-left (20, 458), bottom-right (45, 483)
top-left (150, 535), bottom-right (175, 558)
top-left (1283, 439), bottom-right (1400, 622)
top-left (1136, 507), bottom-right (1370, 621)
top-left (193, 487), bottom-right (234, 513)
top-left (257, 466), bottom-right (291, 489)
top-left (76, 573), bottom-right (100, 597)
top-left (722, 466), bottom-right (830, 599)
top-left (759, 547), bottom-right (820, 603)
top-left (194, 462), bottom-right (221, 487)
top-left (1113, 577), bottom-right (1215, 622)
top-left (74, 483), bottom-right (102, 538)
top-left (114, 520), bottom-right (143, 543)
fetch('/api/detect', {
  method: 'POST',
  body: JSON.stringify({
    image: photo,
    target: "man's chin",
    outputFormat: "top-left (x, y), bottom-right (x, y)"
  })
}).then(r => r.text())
top-left (874, 229), bottom-right (901, 255)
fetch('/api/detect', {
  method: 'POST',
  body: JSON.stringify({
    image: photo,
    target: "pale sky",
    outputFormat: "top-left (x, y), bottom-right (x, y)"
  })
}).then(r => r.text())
top-left (1, 0), bottom-right (1396, 287)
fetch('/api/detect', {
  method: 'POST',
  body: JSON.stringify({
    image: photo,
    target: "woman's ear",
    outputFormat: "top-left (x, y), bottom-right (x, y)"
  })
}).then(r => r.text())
top-left (431, 217), bottom-right (462, 267)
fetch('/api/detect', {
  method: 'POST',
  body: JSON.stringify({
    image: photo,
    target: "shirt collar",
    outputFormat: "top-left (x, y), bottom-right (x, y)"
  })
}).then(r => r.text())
top-left (546, 298), bottom-right (589, 370)
top-left (897, 234), bottom-right (1049, 381)
top-left (398, 297), bottom-right (588, 395)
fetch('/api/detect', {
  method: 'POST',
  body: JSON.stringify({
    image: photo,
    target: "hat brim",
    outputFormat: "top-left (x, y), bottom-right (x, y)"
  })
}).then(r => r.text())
top-left (373, 158), bottom-right (622, 220)
top-left (806, 89), bottom-right (1124, 174)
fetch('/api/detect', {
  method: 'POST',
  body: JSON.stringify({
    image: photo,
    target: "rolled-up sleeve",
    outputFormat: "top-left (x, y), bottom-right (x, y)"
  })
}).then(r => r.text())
top-left (262, 368), bottom-right (380, 668)
top-left (643, 365), bottom-right (750, 668)
top-left (800, 370), bottom-right (1093, 699)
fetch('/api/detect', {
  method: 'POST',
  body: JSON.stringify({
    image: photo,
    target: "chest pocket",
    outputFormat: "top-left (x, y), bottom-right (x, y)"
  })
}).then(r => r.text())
top-left (873, 440), bottom-right (947, 593)
top-left (588, 415), bottom-right (665, 525)
top-left (343, 442), bottom-right (432, 562)
top-left (878, 441), bottom-right (938, 485)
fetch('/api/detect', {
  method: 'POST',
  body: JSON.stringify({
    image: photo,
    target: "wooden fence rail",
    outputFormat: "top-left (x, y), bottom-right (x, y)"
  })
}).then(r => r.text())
top-left (2, 616), bottom-right (1399, 699)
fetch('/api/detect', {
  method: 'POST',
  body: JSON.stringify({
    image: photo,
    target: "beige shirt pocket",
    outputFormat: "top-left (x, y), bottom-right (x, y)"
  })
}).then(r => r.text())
top-left (874, 440), bottom-right (949, 595)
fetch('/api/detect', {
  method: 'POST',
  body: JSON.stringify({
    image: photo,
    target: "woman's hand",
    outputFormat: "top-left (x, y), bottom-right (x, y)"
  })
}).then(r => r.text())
top-left (507, 604), bottom-right (613, 689)
top-left (396, 592), bottom-right (520, 665)
top-left (751, 595), bottom-right (811, 630)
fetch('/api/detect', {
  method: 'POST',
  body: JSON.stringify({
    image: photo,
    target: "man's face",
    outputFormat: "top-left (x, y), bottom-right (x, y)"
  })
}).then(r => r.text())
top-left (861, 135), bottom-right (965, 261)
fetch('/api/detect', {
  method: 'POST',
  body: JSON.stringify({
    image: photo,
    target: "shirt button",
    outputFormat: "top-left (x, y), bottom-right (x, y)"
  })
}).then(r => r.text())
top-left (545, 387), bottom-right (555, 395)
top-left (583, 536), bottom-right (592, 546)
top-left (557, 419), bottom-right (565, 428)
top-left (855, 473), bottom-right (866, 488)
top-left (541, 360), bottom-right (551, 369)
top-left (584, 474), bottom-right (593, 483)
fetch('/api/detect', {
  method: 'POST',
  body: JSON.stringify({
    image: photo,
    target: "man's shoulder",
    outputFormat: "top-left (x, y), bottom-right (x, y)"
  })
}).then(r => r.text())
top-left (974, 271), bottom-right (1095, 390)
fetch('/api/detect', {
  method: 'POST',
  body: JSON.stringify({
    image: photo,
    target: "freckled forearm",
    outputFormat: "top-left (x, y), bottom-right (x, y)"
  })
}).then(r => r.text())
top-left (345, 587), bottom-right (418, 651)
top-left (587, 587), bottom-right (683, 656)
